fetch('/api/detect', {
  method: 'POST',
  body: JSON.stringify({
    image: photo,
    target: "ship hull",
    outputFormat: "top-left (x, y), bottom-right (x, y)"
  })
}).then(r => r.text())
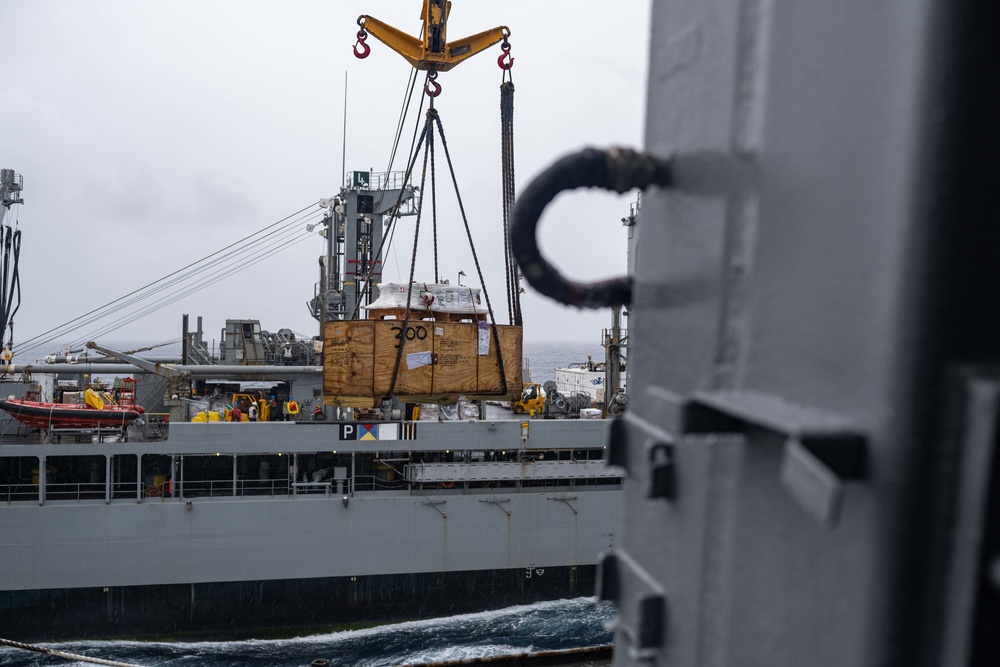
top-left (0, 566), bottom-right (595, 641)
top-left (0, 419), bottom-right (620, 641)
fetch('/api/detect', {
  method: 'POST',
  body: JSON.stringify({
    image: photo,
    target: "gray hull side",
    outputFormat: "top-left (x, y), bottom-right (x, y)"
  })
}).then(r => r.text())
top-left (1, 489), bottom-right (620, 592)
top-left (1, 418), bottom-right (620, 598)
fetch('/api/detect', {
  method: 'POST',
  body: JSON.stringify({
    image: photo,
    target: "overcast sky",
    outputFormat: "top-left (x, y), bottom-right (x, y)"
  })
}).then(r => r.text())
top-left (1, 0), bottom-right (650, 359)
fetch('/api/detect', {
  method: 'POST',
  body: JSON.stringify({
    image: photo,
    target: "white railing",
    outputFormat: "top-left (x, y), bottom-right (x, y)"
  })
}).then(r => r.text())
top-left (405, 459), bottom-right (622, 483)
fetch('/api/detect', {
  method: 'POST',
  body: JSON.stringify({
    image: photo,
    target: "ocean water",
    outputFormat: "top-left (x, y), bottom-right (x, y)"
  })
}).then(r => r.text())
top-left (521, 341), bottom-right (605, 386)
top-left (0, 598), bottom-right (614, 667)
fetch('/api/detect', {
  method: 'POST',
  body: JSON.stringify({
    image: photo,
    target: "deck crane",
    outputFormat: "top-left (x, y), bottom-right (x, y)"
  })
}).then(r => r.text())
top-left (85, 341), bottom-right (191, 422)
top-left (83, 341), bottom-right (326, 422)
top-left (330, 0), bottom-right (522, 410)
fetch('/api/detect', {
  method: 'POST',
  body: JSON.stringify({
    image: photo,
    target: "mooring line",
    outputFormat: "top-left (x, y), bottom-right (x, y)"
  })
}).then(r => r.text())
top-left (0, 637), bottom-right (145, 667)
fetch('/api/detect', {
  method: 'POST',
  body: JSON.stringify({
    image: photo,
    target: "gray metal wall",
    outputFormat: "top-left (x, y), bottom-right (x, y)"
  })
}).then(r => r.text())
top-left (607, 0), bottom-right (1000, 665)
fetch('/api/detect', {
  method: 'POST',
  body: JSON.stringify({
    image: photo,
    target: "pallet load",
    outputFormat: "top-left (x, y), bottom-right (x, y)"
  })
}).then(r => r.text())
top-left (323, 283), bottom-right (522, 408)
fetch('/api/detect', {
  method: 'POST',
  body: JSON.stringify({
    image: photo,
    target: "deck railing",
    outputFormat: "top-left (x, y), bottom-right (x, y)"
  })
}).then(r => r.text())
top-left (45, 482), bottom-right (106, 501)
top-left (0, 484), bottom-right (38, 503)
top-left (1, 470), bottom-right (621, 505)
top-left (237, 479), bottom-right (290, 497)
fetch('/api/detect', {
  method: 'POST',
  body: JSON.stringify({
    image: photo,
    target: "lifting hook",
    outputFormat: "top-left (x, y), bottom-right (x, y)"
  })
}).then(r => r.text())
top-left (354, 29), bottom-right (371, 59)
top-left (424, 70), bottom-right (442, 97)
top-left (497, 40), bottom-right (514, 70)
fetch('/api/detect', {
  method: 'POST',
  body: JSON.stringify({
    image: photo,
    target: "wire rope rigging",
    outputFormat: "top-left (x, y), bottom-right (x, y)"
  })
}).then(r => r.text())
top-left (384, 96), bottom-right (510, 399)
top-left (500, 62), bottom-right (522, 326)
top-left (15, 203), bottom-right (325, 360)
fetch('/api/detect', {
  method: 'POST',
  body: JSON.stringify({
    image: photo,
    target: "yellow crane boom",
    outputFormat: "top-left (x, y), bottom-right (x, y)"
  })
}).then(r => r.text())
top-left (355, 0), bottom-right (511, 73)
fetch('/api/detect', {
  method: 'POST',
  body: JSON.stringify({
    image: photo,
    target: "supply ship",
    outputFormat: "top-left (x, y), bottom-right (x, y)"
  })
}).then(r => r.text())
top-left (0, 162), bottom-right (624, 641)
top-left (0, 3), bottom-right (636, 643)
top-left (0, 385), bottom-right (621, 641)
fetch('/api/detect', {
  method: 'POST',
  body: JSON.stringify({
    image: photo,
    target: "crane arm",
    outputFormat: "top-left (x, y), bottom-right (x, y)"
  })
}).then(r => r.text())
top-left (441, 26), bottom-right (510, 70)
top-left (85, 341), bottom-right (186, 380)
top-left (358, 16), bottom-right (426, 69)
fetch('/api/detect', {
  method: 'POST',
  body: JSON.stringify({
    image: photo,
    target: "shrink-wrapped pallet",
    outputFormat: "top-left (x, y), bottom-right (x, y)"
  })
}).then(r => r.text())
top-left (363, 282), bottom-right (488, 321)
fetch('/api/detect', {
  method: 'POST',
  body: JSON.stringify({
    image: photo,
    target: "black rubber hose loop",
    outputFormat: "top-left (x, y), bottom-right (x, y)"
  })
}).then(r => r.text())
top-left (510, 147), bottom-right (672, 308)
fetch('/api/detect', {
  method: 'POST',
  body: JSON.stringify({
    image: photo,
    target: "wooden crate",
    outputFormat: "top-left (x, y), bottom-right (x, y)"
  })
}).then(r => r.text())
top-left (323, 320), bottom-right (522, 407)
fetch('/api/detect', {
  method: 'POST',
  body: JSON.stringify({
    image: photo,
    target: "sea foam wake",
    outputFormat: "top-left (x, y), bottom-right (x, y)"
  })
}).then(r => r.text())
top-left (0, 597), bottom-right (614, 667)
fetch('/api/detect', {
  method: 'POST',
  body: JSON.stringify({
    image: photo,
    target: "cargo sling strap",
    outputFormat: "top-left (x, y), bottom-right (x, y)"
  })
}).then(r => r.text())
top-left (386, 90), bottom-right (510, 402)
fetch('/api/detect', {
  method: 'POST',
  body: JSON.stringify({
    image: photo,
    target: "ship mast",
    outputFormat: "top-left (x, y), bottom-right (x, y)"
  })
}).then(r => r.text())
top-left (308, 179), bottom-right (418, 326)
top-left (0, 169), bottom-right (24, 362)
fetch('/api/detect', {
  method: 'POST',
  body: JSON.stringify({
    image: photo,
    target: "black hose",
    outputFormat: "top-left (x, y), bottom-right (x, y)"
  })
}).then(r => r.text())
top-left (509, 147), bottom-right (672, 308)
